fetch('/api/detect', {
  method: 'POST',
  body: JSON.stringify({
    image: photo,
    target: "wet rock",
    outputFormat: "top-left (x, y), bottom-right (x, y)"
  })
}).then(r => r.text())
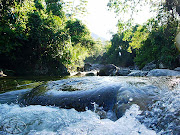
top-left (147, 69), bottom-right (180, 76)
top-left (18, 77), bottom-right (162, 120)
top-left (116, 69), bottom-right (131, 76)
top-left (85, 72), bottom-right (95, 76)
top-left (129, 65), bottom-right (139, 70)
top-left (142, 62), bottom-right (156, 71)
top-left (19, 83), bottom-right (120, 113)
top-left (174, 67), bottom-right (180, 71)
top-left (91, 64), bottom-right (104, 71)
top-left (98, 64), bottom-right (119, 76)
top-left (128, 71), bottom-right (148, 77)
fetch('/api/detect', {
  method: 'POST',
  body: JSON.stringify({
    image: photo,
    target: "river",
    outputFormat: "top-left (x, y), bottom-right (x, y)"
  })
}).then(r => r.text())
top-left (0, 76), bottom-right (179, 135)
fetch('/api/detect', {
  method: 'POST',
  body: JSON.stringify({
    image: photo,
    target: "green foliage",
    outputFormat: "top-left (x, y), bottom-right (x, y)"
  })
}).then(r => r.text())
top-left (101, 33), bottom-right (135, 67)
top-left (106, 0), bottom-right (180, 69)
top-left (0, 0), bottom-right (97, 75)
top-left (45, 0), bottom-right (64, 17)
top-left (85, 39), bottom-right (108, 64)
top-left (35, 0), bottom-right (44, 10)
top-left (129, 25), bottom-right (149, 50)
top-left (135, 16), bottom-right (179, 69)
top-left (65, 19), bottom-right (91, 45)
top-left (68, 43), bottom-right (89, 70)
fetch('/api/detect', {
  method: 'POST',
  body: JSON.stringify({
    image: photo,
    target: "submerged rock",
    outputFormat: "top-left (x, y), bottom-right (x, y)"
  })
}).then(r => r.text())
top-left (18, 77), bottom-right (160, 119)
top-left (147, 69), bottom-right (180, 76)
top-left (19, 81), bottom-right (120, 113)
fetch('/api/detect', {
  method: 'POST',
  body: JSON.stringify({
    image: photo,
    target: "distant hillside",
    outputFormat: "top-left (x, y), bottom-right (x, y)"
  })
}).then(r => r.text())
top-left (91, 33), bottom-right (107, 42)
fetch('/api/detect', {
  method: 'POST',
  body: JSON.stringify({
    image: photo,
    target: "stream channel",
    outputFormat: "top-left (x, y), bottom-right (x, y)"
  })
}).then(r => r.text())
top-left (0, 76), bottom-right (179, 135)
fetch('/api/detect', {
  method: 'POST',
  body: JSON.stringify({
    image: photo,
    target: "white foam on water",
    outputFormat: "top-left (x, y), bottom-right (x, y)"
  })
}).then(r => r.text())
top-left (137, 87), bottom-right (180, 134)
top-left (0, 104), bottom-right (156, 135)
top-left (1, 76), bottom-right (179, 134)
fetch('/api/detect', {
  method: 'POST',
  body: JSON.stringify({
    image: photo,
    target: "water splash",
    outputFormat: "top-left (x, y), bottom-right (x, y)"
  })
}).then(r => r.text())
top-left (0, 76), bottom-right (179, 134)
top-left (0, 104), bottom-right (156, 135)
top-left (137, 89), bottom-right (180, 135)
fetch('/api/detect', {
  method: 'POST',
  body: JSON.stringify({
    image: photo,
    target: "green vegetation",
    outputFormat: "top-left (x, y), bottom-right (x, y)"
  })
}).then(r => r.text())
top-left (99, 0), bottom-right (180, 69)
top-left (0, 0), bottom-right (102, 75)
top-left (134, 18), bottom-right (179, 69)
top-left (1, 0), bottom-right (179, 76)
top-left (101, 33), bottom-right (135, 67)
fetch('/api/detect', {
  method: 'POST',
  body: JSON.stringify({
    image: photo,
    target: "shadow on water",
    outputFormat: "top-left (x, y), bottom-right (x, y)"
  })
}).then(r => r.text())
top-left (0, 76), bottom-right (70, 94)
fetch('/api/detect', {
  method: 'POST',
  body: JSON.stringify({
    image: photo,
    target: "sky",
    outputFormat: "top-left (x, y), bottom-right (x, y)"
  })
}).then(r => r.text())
top-left (83, 0), bottom-right (118, 40)
top-left (68, 0), bottom-right (156, 40)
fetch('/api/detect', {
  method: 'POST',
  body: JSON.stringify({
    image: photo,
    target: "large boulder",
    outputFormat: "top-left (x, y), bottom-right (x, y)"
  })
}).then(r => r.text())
top-left (98, 64), bottom-right (119, 76)
top-left (174, 67), bottom-right (180, 71)
top-left (128, 70), bottom-right (148, 76)
top-left (90, 64), bottom-right (104, 71)
top-left (19, 80), bottom-right (121, 113)
top-left (18, 77), bottom-right (162, 120)
top-left (147, 69), bottom-right (180, 76)
top-left (142, 62), bottom-right (156, 71)
top-left (116, 69), bottom-right (131, 76)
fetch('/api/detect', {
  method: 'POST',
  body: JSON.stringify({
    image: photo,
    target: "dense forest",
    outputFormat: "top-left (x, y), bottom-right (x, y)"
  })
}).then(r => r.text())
top-left (0, 0), bottom-right (104, 76)
top-left (0, 0), bottom-right (180, 76)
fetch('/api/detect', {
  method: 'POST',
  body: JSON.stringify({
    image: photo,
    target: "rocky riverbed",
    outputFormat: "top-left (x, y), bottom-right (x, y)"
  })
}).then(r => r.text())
top-left (73, 63), bottom-right (180, 77)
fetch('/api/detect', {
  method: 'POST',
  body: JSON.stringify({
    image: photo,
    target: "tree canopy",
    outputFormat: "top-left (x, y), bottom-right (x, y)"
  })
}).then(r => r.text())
top-left (100, 0), bottom-right (180, 69)
top-left (0, 0), bottom-right (102, 75)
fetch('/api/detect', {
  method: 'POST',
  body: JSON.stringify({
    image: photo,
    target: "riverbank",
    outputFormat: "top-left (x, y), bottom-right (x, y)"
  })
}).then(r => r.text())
top-left (70, 63), bottom-right (180, 77)
top-left (1, 63), bottom-right (180, 79)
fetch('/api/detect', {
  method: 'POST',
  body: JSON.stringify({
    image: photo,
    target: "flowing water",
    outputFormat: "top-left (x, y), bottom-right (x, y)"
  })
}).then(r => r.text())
top-left (0, 76), bottom-right (179, 135)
